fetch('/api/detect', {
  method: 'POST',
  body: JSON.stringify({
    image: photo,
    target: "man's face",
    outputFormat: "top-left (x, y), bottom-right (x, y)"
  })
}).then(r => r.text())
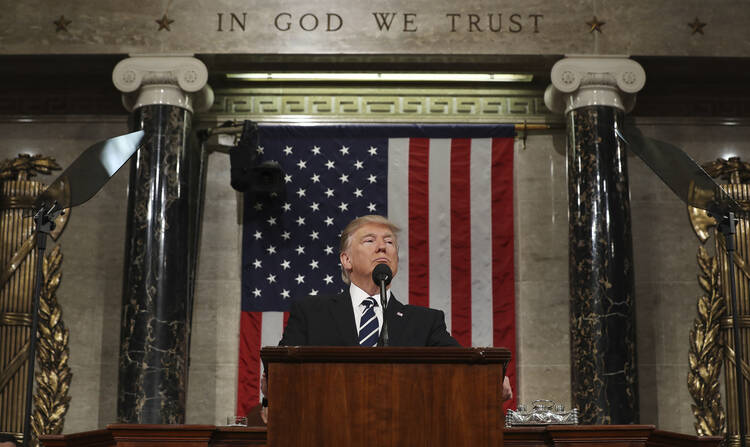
top-left (340, 222), bottom-right (399, 293)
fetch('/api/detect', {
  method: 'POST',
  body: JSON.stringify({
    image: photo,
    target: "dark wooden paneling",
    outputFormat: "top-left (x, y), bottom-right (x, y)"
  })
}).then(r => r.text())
top-left (40, 424), bottom-right (725, 447)
top-left (264, 347), bottom-right (508, 447)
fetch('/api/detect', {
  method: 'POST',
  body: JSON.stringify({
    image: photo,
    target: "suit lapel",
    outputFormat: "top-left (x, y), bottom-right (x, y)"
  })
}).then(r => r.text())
top-left (330, 291), bottom-right (359, 346)
top-left (385, 295), bottom-right (406, 345)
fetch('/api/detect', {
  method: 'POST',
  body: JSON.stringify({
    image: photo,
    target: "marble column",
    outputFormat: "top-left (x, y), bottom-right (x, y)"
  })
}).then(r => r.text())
top-left (545, 56), bottom-right (646, 424)
top-left (112, 56), bottom-right (213, 424)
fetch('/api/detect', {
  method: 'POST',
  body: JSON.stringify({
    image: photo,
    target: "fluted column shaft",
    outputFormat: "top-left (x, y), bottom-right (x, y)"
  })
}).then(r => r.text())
top-left (545, 56), bottom-right (645, 424)
top-left (113, 56), bottom-right (212, 424)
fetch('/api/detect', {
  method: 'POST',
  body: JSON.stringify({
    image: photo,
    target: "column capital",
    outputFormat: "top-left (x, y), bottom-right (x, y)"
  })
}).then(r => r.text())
top-left (112, 54), bottom-right (214, 113)
top-left (544, 55), bottom-right (645, 115)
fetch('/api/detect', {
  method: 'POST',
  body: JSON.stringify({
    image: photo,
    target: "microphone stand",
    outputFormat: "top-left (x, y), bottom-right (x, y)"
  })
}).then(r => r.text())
top-left (717, 211), bottom-right (747, 447)
top-left (22, 202), bottom-right (64, 447)
top-left (377, 280), bottom-right (389, 347)
top-left (619, 126), bottom-right (747, 447)
top-left (16, 129), bottom-right (144, 447)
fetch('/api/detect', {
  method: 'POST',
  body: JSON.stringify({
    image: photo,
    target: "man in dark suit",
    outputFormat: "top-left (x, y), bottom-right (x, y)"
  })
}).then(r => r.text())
top-left (279, 214), bottom-right (458, 347)
top-left (272, 215), bottom-right (511, 400)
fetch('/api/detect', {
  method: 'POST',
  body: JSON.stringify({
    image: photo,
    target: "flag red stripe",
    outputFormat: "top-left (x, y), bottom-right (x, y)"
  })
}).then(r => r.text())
top-left (491, 137), bottom-right (517, 409)
top-left (237, 311), bottom-right (262, 416)
top-left (408, 138), bottom-right (430, 307)
top-left (450, 138), bottom-right (472, 347)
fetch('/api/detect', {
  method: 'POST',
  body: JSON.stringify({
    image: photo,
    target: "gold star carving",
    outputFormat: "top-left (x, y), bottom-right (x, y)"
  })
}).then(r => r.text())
top-left (156, 14), bottom-right (174, 31)
top-left (53, 15), bottom-right (71, 32)
top-left (586, 16), bottom-right (605, 33)
top-left (688, 17), bottom-right (706, 35)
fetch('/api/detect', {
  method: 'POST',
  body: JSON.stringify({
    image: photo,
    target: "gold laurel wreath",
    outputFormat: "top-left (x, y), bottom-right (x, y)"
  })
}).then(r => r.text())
top-left (687, 246), bottom-right (726, 436)
top-left (30, 245), bottom-right (72, 447)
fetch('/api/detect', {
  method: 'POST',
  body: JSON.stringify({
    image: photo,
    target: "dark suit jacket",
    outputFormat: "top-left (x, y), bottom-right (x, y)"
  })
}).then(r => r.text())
top-left (279, 291), bottom-right (460, 347)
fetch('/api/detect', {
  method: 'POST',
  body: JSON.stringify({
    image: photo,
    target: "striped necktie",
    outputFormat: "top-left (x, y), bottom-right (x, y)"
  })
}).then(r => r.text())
top-left (358, 297), bottom-right (379, 347)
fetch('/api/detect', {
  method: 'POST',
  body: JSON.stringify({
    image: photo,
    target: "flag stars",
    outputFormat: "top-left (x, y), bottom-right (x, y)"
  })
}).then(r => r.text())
top-left (311, 146), bottom-right (321, 155)
top-left (256, 145), bottom-right (264, 154)
top-left (252, 288), bottom-right (262, 298)
top-left (367, 202), bottom-right (377, 212)
top-left (253, 259), bottom-right (262, 269)
top-left (310, 260), bottom-right (319, 269)
top-left (296, 187), bottom-right (306, 198)
top-left (310, 289), bottom-right (319, 296)
top-left (368, 146), bottom-right (378, 156)
top-left (281, 231), bottom-right (291, 240)
top-left (325, 160), bottom-right (336, 170)
top-left (354, 160), bottom-right (364, 170)
top-left (266, 216), bottom-right (277, 226)
top-left (324, 274), bottom-right (334, 284)
top-left (339, 145), bottom-right (350, 155)
top-left (280, 289), bottom-right (291, 299)
top-left (324, 188), bottom-right (335, 198)
top-left (324, 245), bottom-right (334, 255)
top-left (253, 230), bottom-right (263, 240)
top-left (280, 259), bottom-right (291, 270)
top-left (324, 216), bottom-right (334, 226)
top-left (254, 202), bottom-right (263, 211)
top-left (296, 159), bottom-right (307, 169)
top-left (282, 202), bottom-right (292, 212)
top-left (310, 231), bottom-right (319, 240)
top-left (284, 174), bottom-right (293, 183)
top-left (266, 274), bottom-right (277, 283)
top-left (310, 202), bottom-right (320, 212)
top-left (266, 245), bottom-right (277, 255)
top-left (283, 146), bottom-right (294, 155)
top-left (339, 173), bottom-right (349, 183)
top-left (296, 216), bottom-right (306, 226)
top-left (311, 173), bottom-right (321, 183)
top-left (338, 202), bottom-right (349, 212)
top-left (367, 174), bottom-right (377, 184)
top-left (295, 245), bottom-right (306, 255)
top-left (295, 274), bottom-right (305, 284)
top-left (353, 188), bottom-right (363, 198)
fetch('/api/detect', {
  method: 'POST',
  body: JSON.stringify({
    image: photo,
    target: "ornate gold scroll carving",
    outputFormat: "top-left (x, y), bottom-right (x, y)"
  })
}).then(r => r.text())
top-left (29, 245), bottom-right (71, 446)
top-left (688, 156), bottom-right (750, 444)
top-left (0, 155), bottom-right (70, 446)
top-left (687, 245), bottom-right (726, 436)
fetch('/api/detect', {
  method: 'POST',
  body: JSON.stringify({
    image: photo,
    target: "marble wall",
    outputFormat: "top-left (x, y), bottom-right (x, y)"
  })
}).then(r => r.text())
top-left (1, 116), bottom-right (746, 436)
top-left (2, 0), bottom-right (749, 57)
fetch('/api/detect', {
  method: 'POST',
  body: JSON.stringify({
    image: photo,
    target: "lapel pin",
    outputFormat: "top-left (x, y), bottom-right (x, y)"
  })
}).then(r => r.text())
top-left (396, 311), bottom-right (403, 317)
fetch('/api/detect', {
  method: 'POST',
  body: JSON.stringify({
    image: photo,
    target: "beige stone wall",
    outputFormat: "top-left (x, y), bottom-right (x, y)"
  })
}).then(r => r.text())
top-left (1, 0), bottom-right (748, 56)
top-left (1, 116), bottom-right (746, 436)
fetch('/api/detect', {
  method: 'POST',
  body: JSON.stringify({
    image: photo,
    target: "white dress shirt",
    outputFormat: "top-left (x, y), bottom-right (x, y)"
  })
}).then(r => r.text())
top-left (349, 282), bottom-right (391, 333)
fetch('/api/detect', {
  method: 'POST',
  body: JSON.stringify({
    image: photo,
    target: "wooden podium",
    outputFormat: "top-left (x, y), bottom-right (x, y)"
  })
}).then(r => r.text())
top-left (260, 346), bottom-right (511, 447)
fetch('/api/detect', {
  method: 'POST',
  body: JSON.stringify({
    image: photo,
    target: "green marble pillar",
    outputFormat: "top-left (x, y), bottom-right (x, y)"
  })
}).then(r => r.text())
top-left (566, 106), bottom-right (638, 424)
top-left (545, 56), bottom-right (646, 424)
top-left (112, 56), bottom-right (212, 424)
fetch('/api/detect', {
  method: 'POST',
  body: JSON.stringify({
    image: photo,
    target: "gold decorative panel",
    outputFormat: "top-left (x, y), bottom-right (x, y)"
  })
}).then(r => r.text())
top-left (688, 157), bottom-right (750, 445)
top-left (0, 155), bottom-right (71, 446)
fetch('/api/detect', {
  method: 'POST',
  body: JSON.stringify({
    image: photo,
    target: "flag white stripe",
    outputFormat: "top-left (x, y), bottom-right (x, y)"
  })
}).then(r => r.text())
top-left (388, 138), bottom-right (410, 300)
top-left (470, 138), bottom-right (494, 347)
top-left (259, 311), bottom-right (284, 402)
top-left (261, 312), bottom-right (284, 349)
top-left (428, 138), bottom-right (453, 331)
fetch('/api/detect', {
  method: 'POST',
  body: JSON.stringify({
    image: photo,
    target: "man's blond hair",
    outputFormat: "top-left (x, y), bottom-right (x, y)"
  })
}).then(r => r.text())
top-left (339, 215), bottom-right (400, 284)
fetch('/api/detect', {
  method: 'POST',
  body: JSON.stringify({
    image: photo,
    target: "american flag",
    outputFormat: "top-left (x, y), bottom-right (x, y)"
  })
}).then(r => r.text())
top-left (237, 124), bottom-right (517, 414)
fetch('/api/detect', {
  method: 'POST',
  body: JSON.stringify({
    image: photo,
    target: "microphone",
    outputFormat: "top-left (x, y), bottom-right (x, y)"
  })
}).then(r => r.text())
top-left (372, 263), bottom-right (393, 285)
top-left (372, 264), bottom-right (392, 346)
